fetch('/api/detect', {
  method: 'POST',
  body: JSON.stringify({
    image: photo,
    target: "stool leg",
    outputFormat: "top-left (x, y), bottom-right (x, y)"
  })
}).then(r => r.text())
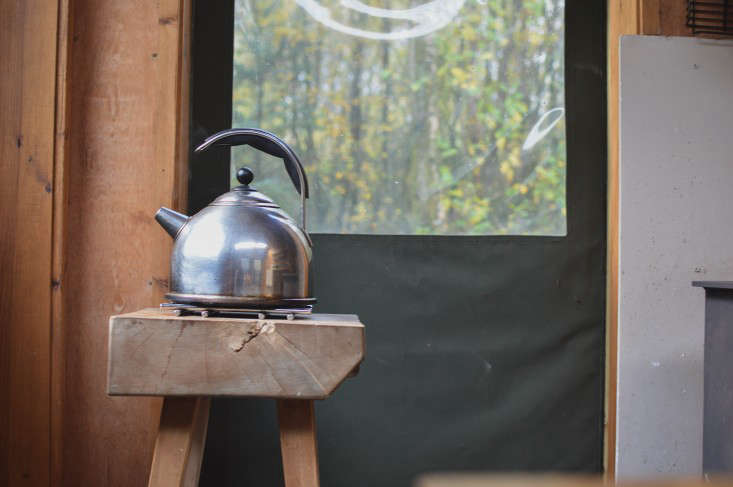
top-left (148, 397), bottom-right (211, 487)
top-left (277, 399), bottom-right (320, 487)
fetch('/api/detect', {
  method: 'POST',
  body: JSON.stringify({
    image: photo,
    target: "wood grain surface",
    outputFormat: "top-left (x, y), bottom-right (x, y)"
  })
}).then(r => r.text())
top-left (417, 474), bottom-right (606, 487)
top-left (0, 0), bottom-right (60, 484)
top-left (51, 0), bottom-right (72, 483)
top-left (417, 474), bottom-right (733, 487)
top-left (640, 0), bottom-right (692, 37)
top-left (148, 398), bottom-right (210, 487)
top-left (57, 0), bottom-right (191, 484)
top-left (108, 310), bottom-right (364, 398)
top-left (606, 3), bottom-right (640, 477)
top-left (278, 400), bottom-right (321, 487)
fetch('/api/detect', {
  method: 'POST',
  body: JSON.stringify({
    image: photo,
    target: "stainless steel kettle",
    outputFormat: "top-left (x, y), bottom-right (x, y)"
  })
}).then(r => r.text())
top-left (155, 128), bottom-right (314, 307)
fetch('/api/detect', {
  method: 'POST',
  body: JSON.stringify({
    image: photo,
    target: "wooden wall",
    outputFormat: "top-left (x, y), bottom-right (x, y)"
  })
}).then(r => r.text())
top-left (606, 0), bottom-right (692, 480)
top-left (1, 0), bottom-right (190, 484)
top-left (0, 0), bottom-right (60, 484)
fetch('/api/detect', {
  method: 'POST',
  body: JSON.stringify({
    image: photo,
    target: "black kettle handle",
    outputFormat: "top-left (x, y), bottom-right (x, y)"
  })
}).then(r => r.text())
top-left (194, 128), bottom-right (309, 198)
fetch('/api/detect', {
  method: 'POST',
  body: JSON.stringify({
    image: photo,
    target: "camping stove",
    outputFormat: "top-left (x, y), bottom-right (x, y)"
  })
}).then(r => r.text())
top-left (160, 302), bottom-right (312, 320)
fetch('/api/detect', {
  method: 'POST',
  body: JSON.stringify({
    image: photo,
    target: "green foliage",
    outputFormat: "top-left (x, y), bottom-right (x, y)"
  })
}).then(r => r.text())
top-left (232, 0), bottom-right (566, 235)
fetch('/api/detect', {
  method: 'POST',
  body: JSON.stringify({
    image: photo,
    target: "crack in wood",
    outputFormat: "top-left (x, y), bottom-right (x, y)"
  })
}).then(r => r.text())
top-left (232, 324), bottom-right (264, 352)
top-left (160, 323), bottom-right (186, 382)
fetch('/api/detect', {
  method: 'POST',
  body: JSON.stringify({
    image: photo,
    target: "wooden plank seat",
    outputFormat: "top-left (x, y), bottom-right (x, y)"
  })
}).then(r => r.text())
top-left (107, 309), bottom-right (365, 487)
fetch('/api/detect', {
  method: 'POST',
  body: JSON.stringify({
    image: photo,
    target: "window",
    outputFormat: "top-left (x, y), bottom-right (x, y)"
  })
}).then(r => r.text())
top-left (231, 0), bottom-right (566, 235)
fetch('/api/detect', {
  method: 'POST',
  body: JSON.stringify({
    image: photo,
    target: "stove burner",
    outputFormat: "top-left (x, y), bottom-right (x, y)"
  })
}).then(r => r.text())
top-left (160, 302), bottom-right (312, 320)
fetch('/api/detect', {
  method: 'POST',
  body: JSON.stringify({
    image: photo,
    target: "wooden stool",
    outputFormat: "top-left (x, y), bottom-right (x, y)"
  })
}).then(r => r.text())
top-left (107, 309), bottom-right (365, 487)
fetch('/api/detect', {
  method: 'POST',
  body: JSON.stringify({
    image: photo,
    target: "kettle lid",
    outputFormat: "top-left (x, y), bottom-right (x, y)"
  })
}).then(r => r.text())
top-left (210, 167), bottom-right (279, 208)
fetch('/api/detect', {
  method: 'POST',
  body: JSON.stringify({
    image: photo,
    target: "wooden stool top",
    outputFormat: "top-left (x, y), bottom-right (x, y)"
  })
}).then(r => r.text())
top-left (107, 308), bottom-right (364, 399)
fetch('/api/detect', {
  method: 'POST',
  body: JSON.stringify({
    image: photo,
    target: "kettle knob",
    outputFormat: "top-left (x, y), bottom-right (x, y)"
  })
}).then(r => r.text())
top-left (236, 167), bottom-right (254, 186)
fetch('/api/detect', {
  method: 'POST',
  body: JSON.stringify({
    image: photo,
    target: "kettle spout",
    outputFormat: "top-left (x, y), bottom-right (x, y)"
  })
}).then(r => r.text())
top-left (155, 207), bottom-right (189, 238)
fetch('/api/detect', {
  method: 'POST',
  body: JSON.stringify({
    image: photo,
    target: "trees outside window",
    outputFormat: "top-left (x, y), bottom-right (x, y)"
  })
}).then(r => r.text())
top-left (232, 0), bottom-right (565, 235)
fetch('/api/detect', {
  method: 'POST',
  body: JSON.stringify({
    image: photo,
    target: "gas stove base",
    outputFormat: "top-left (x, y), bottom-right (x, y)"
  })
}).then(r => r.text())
top-left (160, 302), bottom-right (313, 320)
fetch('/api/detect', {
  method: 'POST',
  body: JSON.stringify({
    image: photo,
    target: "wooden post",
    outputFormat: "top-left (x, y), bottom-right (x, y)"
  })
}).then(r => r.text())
top-left (278, 400), bottom-right (320, 487)
top-left (53, 0), bottom-right (193, 483)
top-left (148, 398), bottom-right (210, 487)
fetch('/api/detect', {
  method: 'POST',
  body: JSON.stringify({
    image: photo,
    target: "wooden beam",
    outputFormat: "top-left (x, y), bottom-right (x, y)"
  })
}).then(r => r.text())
top-left (57, 0), bottom-right (192, 483)
top-left (148, 398), bottom-right (210, 487)
top-left (0, 0), bottom-right (60, 484)
top-left (278, 399), bottom-right (321, 487)
top-left (107, 310), bottom-right (365, 398)
top-left (640, 0), bottom-right (692, 36)
top-left (640, 0), bottom-right (662, 34)
top-left (607, 0), bottom-right (641, 480)
top-left (417, 474), bottom-right (733, 487)
top-left (417, 474), bottom-right (603, 487)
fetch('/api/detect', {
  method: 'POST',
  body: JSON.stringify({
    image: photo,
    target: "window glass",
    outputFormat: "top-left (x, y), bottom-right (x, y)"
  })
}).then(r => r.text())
top-left (232, 0), bottom-right (565, 235)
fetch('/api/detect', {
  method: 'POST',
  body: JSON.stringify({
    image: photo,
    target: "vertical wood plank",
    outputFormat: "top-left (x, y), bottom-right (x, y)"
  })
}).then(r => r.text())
top-left (51, 0), bottom-right (72, 484)
top-left (640, 0), bottom-right (692, 37)
top-left (278, 400), bottom-right (320, 487)
top-left (0, 0), bottom-right (59, 484)
top-left (657, 2), bottom-right (691, 37)
top-left (639, 0), bottom-right (662, 35)
top-left (607, 0), bottom-right (640, 480)
top-left (58, 0), bottom-right (191, 484)
top-left (148, 398), bottom-right (210, 487)
top-left (0, 0), bottom-right (192, 484)
top-left (175, 0), bottom-right (192, 214)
